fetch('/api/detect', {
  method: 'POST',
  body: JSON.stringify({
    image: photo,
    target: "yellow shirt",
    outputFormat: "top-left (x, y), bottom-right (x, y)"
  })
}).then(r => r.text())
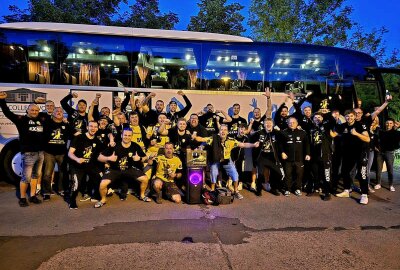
top-left (130, 125), bottom-right (145, 149)
top-left (154, 155), bottom-right (183, 182)
top-left (146, 124), bottom-right (169, 154)
top-left (205, 137), bottom-right (240, 160)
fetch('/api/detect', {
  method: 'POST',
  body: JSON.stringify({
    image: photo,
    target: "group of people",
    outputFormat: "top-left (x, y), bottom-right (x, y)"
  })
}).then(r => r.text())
top-left (0, 87), bottom-right (398, 209)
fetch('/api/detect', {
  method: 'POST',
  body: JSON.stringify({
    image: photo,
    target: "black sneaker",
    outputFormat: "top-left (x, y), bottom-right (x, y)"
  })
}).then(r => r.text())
top-left (154, 192), bottom-right (163, 204)
top-left (323, 194), bottom-right (332, 201)
top-left (43, 194), bottom-right (51, 201)
top-left (120, 195), bottom-right (127, 201)
top-left (270, 189), bottom-right (281, 196)
top-left (255, 190), bottom-right (262, 197)
top-left (29, 196), bottom-right (42, 204)
top-left (69, 201), bottom-right (78, 209)
top-left (19, 198), bottom-right (29, 207)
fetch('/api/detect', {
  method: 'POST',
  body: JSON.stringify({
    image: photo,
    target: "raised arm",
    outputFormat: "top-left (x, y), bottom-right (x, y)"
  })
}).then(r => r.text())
top-left (120, 88), bottom-right (131, 113)
top-left (0, 92), bottom-right (20, 123)
top-left (263, 87), bottom-right (273, 118)
top-left (370, 96), bottom-right (391, 120)
top-left (60, 92), bottom-right (78, 116)
top-left (176, 91), bottom-right (192, 117)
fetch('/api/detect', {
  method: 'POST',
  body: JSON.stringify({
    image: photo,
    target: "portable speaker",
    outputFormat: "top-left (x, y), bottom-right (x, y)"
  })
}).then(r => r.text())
top-left (186, 167), bottom-right (204, 204)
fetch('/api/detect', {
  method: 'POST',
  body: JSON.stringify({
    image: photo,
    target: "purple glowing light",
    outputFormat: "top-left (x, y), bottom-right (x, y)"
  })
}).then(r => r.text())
top-left (189, 172), bottom-right (202, 185)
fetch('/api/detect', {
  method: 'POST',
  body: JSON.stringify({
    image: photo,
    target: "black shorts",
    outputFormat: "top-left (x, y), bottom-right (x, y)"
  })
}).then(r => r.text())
top-left (102, 168), bottom-right (146, 184)
top-left (153, 179), bottom-right (181, 199)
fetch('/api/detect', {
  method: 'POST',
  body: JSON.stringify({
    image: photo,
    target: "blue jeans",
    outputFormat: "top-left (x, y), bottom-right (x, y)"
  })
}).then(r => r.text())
top-left (21, 151), bottom-right (44, 183)
top-left (210, 160), bottom-right (239, 183)
top-left (376, 151), bottom-right (395, 186)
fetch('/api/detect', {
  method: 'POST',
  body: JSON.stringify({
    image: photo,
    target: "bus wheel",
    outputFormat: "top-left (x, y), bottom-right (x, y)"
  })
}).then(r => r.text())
top-left (0, 141), bottom-right (22, 186)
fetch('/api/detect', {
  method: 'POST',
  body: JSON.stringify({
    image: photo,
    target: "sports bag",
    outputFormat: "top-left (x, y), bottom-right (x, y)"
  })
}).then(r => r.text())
top-left (216, 187), bottom-right (234, 205)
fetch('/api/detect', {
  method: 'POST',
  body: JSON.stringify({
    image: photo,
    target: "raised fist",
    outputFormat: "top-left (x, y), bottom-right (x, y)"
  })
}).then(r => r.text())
top-left (72, 92), bottom-right (78, 98)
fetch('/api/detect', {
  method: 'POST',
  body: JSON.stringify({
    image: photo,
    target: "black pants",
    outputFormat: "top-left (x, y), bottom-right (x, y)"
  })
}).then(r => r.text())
top-left (310, 157), bottom-right (332, 195)
top-left (283, 161), bottom-right (304, 191)
top-left (256, 156), bottom-right (285, 192)
top-left (42, 152), bottom-right (67, 194)
top-left (341, 151), bottom-right (368, 194)
top-left (70, 164), bottom-right (102, 202)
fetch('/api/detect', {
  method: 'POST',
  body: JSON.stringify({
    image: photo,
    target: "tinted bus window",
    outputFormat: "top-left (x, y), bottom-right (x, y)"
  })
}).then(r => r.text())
top-left (201, 43), bottom-right (265, 92)
top-left (0, 30), bottom-right (57, 84)
top-left (134, 38), bottom-right (201, 90)
top-left (58, 33), bottom-right (133, 87)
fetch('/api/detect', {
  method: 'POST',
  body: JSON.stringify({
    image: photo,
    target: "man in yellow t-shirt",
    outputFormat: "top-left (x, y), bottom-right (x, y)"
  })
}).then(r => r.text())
top-left (146, 113), bottom-right (170, 155)
top-left (152, 142), bottom-right (183, 204)
top-left (129, 111), bottom-right (147, 150)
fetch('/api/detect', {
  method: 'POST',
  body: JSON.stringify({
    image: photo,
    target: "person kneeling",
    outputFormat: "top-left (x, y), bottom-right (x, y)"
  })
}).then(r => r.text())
top-left (95, 128), bottom-right (151, 208)
top-left (152, 142), bottom-right (183, 204)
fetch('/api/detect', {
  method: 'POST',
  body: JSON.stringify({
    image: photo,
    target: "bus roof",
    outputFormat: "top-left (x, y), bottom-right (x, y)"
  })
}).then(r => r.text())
top-left (0, 22), bottom-right (253, 43)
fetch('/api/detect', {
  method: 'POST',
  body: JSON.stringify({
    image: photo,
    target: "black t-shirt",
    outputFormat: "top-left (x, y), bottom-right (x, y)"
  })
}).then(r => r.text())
top-left (0, 100), bottom-right (46, 153)
top-left (44, 119), bottom-right (71, 155)
top-left (70, 133), bottom-right (101, 166)
top-left (253, 130), bottom-right (280, 159)
top-left (95, 128), bottom-right (111, 150)
top-left (199, 112), bottom-right (223, 134)
top-left (101, 142), bottom-right (146, 171)
top-left (337, 121), bottom-right (368, 153)
top-left (168, 128), bottom-right (192, 157)
top-left (250, 115), bottom-right (266, 133)
top-left (359, 115), bottom-right (373, 130)
top-left (228, 116), bottom-right (247, 137)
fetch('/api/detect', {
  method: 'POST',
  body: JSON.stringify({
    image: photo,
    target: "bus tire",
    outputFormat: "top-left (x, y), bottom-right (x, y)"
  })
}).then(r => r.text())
top-left (0, 140), bottom-right (21, 186)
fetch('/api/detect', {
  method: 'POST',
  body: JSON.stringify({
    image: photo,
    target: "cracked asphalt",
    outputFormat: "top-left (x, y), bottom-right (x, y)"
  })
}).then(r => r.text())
top-left (0, 174), bottom-right (399, 270)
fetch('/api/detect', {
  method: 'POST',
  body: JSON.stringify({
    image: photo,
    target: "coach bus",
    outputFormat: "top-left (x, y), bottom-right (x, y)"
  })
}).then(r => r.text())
top-left (0, 22), bottom-right (398, 184)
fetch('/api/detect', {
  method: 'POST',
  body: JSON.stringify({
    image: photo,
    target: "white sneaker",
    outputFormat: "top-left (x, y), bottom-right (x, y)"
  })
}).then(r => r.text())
top-left (226, 179), bottom-right (234, 192)
top-left (336, 189), bottom-right (350, 198)
top-left (368, 186), bottom-right (375, 193)
top-left (237, 182), bottom-right (243, 191)
top-left (250, 181), bottom-right (256, 191)
top-left (360, 194), bottom-right (368, 205)
top-left (374, 184), bottom-right (381, 190)
top-left (390, 186), bottom-right (395, 192)
top-left (294, 189), bottom-right (302, 196)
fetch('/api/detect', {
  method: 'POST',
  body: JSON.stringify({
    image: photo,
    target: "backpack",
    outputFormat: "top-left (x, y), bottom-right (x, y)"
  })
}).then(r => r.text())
top-left (215, 187), bottom-right (234, 205)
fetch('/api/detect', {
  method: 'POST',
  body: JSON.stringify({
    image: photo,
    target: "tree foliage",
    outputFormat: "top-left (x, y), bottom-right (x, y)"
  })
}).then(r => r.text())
top-left (3, 0), bottom-right (124, 25)
top-left (187, 0), bottom-right (245, 36)
top-left (2, 0), bottom-right (178, 29)
top-left (115, 0), bottom-right (178, 30)
top-left (249, 0), bottom-right (353, 46)
top-left (248, 0), bottom-right (398, 65)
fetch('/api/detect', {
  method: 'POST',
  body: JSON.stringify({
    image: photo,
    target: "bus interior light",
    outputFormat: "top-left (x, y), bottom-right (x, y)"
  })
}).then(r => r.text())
top-left (284, 59), bottom-right (290, 64)
top-left (247, 57), bottom-right (253, 62)
top-left (10, 46), bottom-right (15, 50)
top-left (87, 49), bottom-right (94, 55)
top-left (43, 46), bottom-right (50, 52)
top-left (276, 58), bottom-right (283, 64)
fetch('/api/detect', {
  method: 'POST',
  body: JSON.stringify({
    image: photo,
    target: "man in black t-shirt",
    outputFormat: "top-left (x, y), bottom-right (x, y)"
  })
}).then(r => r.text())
top-left (95, 128), bottom-right (151, 207)
top-left (60, 92), bottom-right (88, 135)
top-left (253, 118), bottom-right (285, 197)
top-left (228, 103), bottom-right (247, 137)
top-left (0, 92), bottom-right (46, 207)
top-left (67, 121), bottom-right (102, 209)
top-left (335, 110), bottom-right (370, 205)
top-left (42, 107), bottom-right (72, 200)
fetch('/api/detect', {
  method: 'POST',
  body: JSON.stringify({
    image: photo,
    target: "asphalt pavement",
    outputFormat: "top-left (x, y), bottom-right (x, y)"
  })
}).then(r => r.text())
top-left (0, 172), bottom-right (399, 270)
